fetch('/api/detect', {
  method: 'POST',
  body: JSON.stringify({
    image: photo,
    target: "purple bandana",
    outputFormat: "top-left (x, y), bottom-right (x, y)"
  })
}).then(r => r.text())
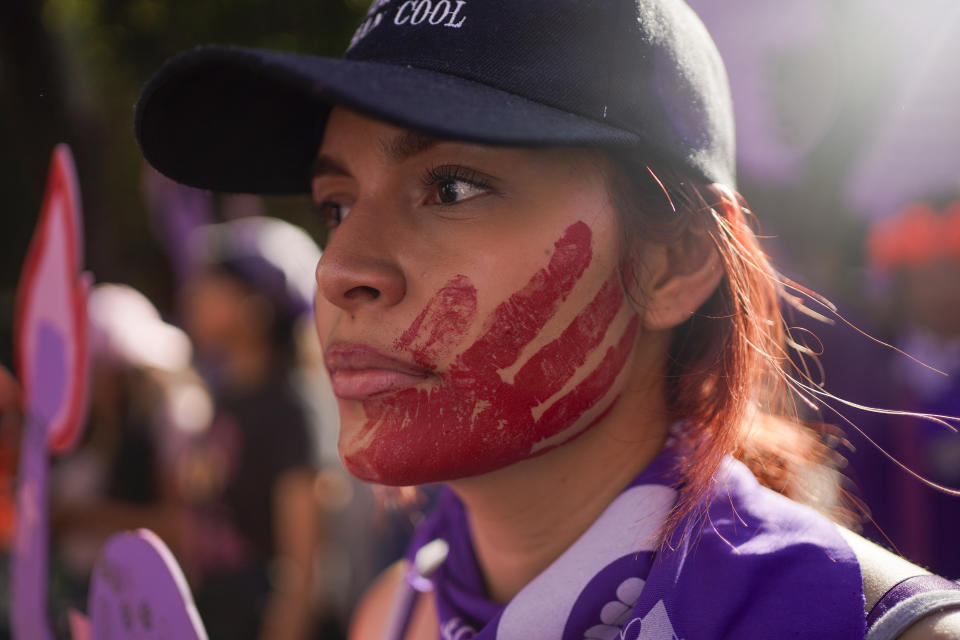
top-left (399, 446), bottom-right (865, 639)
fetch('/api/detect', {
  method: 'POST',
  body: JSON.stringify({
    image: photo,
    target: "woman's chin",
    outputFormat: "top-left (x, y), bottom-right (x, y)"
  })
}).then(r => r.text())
top-left (339, 434), bottom-right (463, 486)
top-left (336, 408), bottom-right (614, 486)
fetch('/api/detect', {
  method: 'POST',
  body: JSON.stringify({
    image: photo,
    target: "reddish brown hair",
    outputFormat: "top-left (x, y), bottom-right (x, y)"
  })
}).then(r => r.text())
top-left (607, 156), bottom-right (850, 536)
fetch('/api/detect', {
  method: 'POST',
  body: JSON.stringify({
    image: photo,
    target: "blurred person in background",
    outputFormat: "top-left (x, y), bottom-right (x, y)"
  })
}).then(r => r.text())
top-left (50, 283), bottom-right (213, 631)
top-left (177, 216), bottom-right (321, 640)
top-left (849, 192), bottom-right (960, 579)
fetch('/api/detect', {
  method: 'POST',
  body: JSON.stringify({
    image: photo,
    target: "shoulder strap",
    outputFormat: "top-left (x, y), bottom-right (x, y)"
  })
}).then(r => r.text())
top-left (382, 579), bottom-right (419, 640)
top-left (865, 574), bottom-right (960, 640)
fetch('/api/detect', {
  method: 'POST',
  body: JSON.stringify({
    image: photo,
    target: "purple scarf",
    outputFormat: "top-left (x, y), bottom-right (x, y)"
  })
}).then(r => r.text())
top-left (398, 446), bottom-right (865, 639)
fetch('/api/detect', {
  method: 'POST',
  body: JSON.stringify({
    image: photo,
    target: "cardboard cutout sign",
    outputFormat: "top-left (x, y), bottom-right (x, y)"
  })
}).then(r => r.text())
top-left (14, 145), bottom-right (91, 454)
top-left (86, 529), bottom-right (208, 640)
top-left (11, 144), bottom-right (91, 640)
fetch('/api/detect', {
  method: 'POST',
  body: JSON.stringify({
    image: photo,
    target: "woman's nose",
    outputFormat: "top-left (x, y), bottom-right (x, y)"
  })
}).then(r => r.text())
top-left (315, 213), bottom-right (407, 313)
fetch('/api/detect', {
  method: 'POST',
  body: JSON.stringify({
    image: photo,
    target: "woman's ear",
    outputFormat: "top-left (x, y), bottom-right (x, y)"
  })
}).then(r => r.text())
top-left (633, 186), bottom-right (731, 331)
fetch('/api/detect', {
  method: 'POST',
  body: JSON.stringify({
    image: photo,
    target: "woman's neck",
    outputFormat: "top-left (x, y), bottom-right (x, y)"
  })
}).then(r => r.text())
top-left (448, 382), bottom-right (670, 604)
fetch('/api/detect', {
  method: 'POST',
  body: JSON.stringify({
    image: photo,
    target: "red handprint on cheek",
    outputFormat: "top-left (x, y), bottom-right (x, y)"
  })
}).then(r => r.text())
top-left (344, 221), bottom-right (639, 484)
top-left (395, 274), bottom-right (477, 370)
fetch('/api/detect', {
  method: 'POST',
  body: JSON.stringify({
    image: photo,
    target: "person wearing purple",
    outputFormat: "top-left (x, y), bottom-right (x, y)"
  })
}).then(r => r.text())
top-left (133, 1), bottom-right (960, 638)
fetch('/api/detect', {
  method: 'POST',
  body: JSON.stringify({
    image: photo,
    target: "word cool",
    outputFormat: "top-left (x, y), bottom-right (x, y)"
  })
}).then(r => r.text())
top-left (394, 0), bottom-right (468, 28)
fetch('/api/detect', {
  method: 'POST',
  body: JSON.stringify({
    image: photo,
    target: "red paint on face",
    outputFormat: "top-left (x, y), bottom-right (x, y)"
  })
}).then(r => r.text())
top-left (395, 274), bottom-right (476, 370)
top-left (342, 221), bottom-right (637, 484)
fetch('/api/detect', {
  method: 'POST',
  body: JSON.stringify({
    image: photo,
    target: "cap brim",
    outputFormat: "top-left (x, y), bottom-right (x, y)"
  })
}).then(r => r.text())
top-left (135, 46), bottom-right (644, 194)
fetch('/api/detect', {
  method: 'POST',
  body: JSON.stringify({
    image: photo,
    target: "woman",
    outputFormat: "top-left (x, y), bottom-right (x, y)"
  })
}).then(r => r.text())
top-left (177, 217), bottom-right (321, 640)
top-left (134, 0), bottom-right (960, 637)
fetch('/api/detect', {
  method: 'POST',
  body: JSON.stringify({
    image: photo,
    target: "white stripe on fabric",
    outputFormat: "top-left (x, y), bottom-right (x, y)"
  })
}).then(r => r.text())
top-left (865, 590), bottom-right (960, 640)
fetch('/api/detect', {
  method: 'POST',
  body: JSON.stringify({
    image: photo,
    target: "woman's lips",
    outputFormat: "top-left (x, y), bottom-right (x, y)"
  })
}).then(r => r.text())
top-left (325, 344), bottom-right (433, 400)
top-left (330, 369), bottom-right (431, 399)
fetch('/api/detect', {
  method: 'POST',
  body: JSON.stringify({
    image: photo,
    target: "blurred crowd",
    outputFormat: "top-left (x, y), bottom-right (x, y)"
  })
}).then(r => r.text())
top-left (812, 192), bottom-right (960, 580)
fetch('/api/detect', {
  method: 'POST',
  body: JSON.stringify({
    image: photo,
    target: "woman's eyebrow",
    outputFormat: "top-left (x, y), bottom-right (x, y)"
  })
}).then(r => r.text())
top-left (312, 154), bottom-right (351, 179)
top-left (313, 131), bottom-right (439, 179)
top-left (380, 130), bottom-right (439, 164)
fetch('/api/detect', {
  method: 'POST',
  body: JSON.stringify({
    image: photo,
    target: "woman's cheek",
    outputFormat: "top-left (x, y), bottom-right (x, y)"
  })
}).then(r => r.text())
top-left (313, 294), bottom-right (337, 346)
top-left (338, 221), bottom-right (638, 485)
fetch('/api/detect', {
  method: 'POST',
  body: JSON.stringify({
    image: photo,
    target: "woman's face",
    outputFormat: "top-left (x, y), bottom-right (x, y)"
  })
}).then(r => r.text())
top-left (181, 270), bottom-right (250, 356)
top-left (313, 108), bottom-right (642, 485)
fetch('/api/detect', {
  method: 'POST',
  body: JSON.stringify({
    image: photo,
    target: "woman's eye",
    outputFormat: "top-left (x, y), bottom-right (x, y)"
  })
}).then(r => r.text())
top-left (436, 179), bottom-right (487, 204)
top-left (315, 200), bottom-right (352, 228)
top-left (423, 165), bottom-right (493, 206)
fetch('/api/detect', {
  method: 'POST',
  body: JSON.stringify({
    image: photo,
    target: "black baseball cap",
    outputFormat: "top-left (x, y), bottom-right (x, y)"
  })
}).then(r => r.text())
top-left (135, 0), bottom-right (735, 195)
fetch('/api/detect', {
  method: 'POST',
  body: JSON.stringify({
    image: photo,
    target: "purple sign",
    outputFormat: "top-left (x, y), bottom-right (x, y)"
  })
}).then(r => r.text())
top-left (11, 144), bottom-right (91, 640)
top-left (87, 529), bottom-right (208, 640)
top-left (14, 144), bottom-right (91, 453)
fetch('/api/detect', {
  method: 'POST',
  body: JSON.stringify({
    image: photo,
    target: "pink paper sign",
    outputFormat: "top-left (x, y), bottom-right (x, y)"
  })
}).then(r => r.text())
top-left (14, 143), bottom-right (90, 454)
top-left (88, 529), bottom-right (208, 640)
top-left (11, 144), bottom-right (91, 640)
